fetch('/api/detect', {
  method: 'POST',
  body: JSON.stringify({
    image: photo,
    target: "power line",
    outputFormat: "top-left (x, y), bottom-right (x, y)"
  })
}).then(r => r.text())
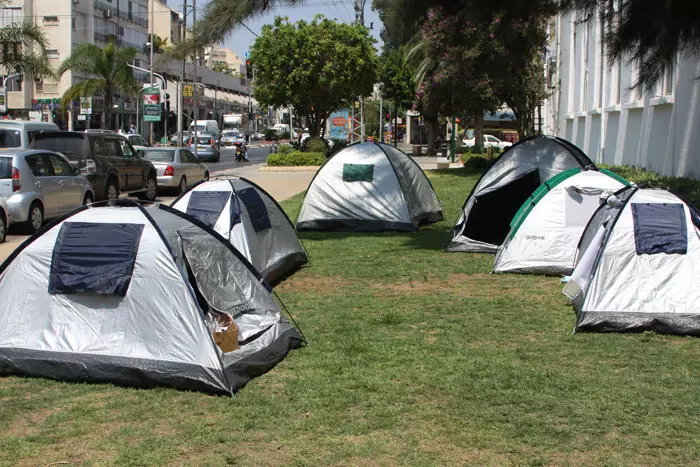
top-left (239, 21), bottom-right (259, 38)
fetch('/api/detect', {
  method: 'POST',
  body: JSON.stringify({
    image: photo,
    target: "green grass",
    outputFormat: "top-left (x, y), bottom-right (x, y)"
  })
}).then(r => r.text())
top-left (2, 168), bottom-right (700, 465)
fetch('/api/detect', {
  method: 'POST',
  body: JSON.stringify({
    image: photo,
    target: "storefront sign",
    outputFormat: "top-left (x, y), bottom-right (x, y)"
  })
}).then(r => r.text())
top-left (143, 87), bottom-right (161, 122)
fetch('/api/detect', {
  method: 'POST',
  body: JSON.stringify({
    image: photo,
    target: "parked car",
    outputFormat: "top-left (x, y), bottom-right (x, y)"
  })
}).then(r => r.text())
top-left (250, 132), bottom-right (265, 141)
top-left (462, 134), bottom-right (513, 150)
top-left (0, 195), bottom-right (8, 242)
top-left (189, 120), bottom-right (220, 137)
top-left (124, 133), bottom-right (150, 151)
top-left (0, 149), bottom-right (95, 232)
top-left (142, 148), bottom-right (209, 194)
top-left (188, 135), bottom-right (221, 162)
top-left (30, 131), bottom-right (158, 202)
top-left (0, 121), bottom-right (59, 149)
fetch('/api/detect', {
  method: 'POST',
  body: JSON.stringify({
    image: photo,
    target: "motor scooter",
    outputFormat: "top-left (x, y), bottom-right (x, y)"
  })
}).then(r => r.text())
top-left (234, 142), bottom-right (248, 162)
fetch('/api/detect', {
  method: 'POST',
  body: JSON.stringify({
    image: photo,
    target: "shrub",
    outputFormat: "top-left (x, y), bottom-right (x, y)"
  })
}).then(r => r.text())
top-left (460, 154), bottom-right (495, 170)
top-left (329, 139), bottom-right (348, 157)
top-left (302, 137), bottom-right (330, 157)
top-left (264, 129), bottom-right (278, 141)
top-left (267, 151), bottom-right (325, 166)
top-left (278, 130), bottom-right (291, 140)
top-left (277, 144), bottom-right (294, 155)
top-left (602, 164), bottom-right (700, 208)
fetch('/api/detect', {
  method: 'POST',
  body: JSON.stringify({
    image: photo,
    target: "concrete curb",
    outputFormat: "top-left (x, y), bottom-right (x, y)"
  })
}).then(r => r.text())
top-left (259, 166), bottom-right (321, 173)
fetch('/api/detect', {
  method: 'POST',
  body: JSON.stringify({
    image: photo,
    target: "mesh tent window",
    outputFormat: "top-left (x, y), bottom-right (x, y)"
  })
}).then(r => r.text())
top-left (49, 222), bottom-right (144, 296)
top-left (342, 163), bottom-right (374, 182)
top-left (632, 203), bottom-right (687, 255)
top-left (186, 191), bottom-right (231, 228)
top-left (237, 187), bottom-right (271, 232)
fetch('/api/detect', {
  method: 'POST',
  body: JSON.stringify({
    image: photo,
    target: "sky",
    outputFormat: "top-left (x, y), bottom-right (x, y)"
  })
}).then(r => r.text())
top-left (196, 0), bottom-right (383, 60)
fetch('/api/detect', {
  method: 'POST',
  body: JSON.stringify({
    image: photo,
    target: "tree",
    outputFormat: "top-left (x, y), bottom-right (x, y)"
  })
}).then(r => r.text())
top-left (58, 41), bottom-right (139, 130)
top-left (0, 6), bottom-right (53, 80)
top-left (148, 34), bottom-right (169, 55)
top-left (250, 16), bottom-right (378, 137)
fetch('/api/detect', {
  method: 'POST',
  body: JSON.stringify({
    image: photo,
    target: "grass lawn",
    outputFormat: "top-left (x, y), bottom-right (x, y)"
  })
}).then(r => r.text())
top-left (2, 168), bottom-right (700, 466)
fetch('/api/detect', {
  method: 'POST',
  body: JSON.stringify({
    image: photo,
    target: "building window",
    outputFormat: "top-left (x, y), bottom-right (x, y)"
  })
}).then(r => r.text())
top-left (43, 16), bottom-right (59, 25)
top-left (661, 65), bottom-right (674, 96)
top-left (72, 18), bottom-right (76, 30)
top-left (34, 79), bottom-right (43, 93)
top-left (119, 26), bottom-right (124, 36)
top-left (46, 49), bottom-right (59, 59)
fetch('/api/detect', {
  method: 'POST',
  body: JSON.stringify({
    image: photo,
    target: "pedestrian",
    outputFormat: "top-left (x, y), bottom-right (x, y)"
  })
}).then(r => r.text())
top-left (129, 124), bottom-right (136, 134)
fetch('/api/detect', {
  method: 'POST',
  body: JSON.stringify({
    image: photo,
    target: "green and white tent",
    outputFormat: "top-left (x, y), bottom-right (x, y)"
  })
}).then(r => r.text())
top-left (493, 168), bottom-right (629, 275)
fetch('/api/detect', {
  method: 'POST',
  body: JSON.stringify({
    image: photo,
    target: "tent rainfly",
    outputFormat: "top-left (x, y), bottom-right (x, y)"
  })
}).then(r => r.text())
top-left (296, 142), bottom-right (443, 231)
top-left (446, 136), bottom-right (594, 253)
top-left (171, 178), bottom-right (308, 285)
top-left (564, 186), bottom-right (700, 335)
top-left (0, 202), bottom-right (304, 395)
top-left (493, 168), bottom-right (629, 275)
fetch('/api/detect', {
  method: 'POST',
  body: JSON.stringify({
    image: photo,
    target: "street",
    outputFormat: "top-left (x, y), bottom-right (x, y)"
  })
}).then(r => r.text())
top-left (2, 145), bottom-right (276, 248)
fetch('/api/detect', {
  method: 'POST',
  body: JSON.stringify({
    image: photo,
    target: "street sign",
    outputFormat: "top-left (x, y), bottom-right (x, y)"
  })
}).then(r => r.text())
top-left (0, 87), bottom-right (7, 114)
top-left (244, 51), bottom-right (249, 58)
top-left (143, 87), bottom-right (161, 122)
top-left (77, 114), bottom-right (87, 121)
top-left (80, 97), bottom-right (92, 115)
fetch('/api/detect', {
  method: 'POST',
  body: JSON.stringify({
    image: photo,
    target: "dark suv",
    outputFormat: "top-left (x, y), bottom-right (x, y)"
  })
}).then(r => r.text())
top-left (30, 131), bottom-right (158, 201)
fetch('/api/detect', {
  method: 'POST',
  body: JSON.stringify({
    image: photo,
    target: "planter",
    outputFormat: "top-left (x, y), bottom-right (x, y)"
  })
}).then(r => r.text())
top-left (436, 161), bottom-right (450, 169)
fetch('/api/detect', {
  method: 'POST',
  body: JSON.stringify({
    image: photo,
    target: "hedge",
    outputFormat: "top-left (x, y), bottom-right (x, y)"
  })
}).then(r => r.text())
top-left (267, 151), bottom-right (325, 167)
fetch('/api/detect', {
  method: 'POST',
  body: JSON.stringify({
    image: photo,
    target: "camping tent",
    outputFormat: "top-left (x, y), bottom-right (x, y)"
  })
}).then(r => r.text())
top-left (296, 142), bottom-right (443, 231)
top-left (171, 178), bottom-right (308, 285)
top-left (446, 136), bottom-right (594, 253)
top-left (0, 202), bottom-right (304, 395)
top-left (493, 168), bottom-right (628, 275)
top-left (564, 186), bottom-right (700, 335)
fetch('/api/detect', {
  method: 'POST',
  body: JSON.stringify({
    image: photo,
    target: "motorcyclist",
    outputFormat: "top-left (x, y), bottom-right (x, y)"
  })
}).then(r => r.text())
top-left (234, 141), bottom-right (248, 162)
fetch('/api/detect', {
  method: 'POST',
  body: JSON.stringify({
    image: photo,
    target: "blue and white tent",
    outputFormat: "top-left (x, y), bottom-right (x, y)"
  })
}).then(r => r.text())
top-left (172, 178), bottom-right (308, 285)
top-left (564, 186), bottom-right (700, 335)
top-left (0, 202), bottom-right (304, 395)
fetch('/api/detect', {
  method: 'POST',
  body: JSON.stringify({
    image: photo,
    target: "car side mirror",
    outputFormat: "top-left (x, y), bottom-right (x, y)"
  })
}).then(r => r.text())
top-left (136, 149), bottom-right (145, 157)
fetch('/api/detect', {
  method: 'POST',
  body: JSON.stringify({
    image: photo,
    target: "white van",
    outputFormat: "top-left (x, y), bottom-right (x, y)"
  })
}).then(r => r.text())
top-left (189, 120), bottom-right (219, 137)
top-left (0, 121), bottom-right (59, 149)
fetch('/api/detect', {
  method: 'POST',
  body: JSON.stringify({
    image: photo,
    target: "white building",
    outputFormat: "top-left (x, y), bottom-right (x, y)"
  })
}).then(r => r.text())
top-left (544, 10), bottom-right (700, 178)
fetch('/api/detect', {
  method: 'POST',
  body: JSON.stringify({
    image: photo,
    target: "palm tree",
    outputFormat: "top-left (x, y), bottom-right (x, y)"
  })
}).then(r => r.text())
top-left (0, 6), bottom-right (54, 80)
top-left (58, 40), bottom-right (138, 130)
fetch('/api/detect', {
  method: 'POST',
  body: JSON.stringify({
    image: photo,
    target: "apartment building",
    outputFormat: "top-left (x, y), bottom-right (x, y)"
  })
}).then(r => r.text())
top-left (149, 0), bottom-right (181, 46)
top-left (204, 45), bottom-right (243, 76)
top-left (544, 9), bottom-right (700, 178)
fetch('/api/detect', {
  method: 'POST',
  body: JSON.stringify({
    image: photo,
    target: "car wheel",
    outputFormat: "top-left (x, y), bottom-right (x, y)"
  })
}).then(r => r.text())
top-left (82, 192), bottom-right (94, 206)
top-left (105, 180), bottom-right (119, 200)
top-left (203, 171), bottom-right (209, 181)
top-left (178, 176), bottom-right (187, 195)
top-left (137, 174), bottom-right (157, 201)
top-left (26, 201), bottom-right (43, 234)
top-left (0, 211), bottom-right (7, 243)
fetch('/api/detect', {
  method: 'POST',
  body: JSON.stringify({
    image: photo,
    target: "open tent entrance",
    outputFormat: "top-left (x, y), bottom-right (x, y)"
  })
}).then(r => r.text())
top-left (462, 170), bottom-right (541, 246)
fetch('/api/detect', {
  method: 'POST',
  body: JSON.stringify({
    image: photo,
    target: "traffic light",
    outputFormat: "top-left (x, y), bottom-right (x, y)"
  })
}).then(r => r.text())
top-left (245, 60), bottom-right (253, 80)
top-left (386, 113), bottom-right (390, 120)
top-left (165, 93), bottom-right (170, 112)
top-left (51, 110), bottom-right (57, 119)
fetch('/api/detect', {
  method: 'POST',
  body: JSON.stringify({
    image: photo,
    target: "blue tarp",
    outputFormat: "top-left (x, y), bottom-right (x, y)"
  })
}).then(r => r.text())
top-left (49, 222), bottom-right (144, 296)
top-left (632, 203), bottom-right (687, 255)
top-left (238, 188), bottom-right (271, 232)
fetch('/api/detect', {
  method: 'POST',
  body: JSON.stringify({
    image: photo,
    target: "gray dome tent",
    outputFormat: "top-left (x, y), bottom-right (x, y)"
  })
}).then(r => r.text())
top-left (171, 178), bottom-right (308, 285)
top-left (0, 201), bottom-right (304, 395)
top-left (446, 136), bottom-right (594, 253)
top-left (297, 142), bottom-right (443, 231)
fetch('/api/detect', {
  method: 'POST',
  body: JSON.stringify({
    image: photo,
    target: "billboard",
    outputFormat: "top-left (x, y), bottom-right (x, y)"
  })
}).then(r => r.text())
top-left (143, 87), bottom-right (161, 122)
top-left (329, 110), bottom-right (350, 140)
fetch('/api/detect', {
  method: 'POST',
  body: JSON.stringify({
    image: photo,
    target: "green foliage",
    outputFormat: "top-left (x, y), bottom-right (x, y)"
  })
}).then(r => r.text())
top-left (58, 40), bottom-right (138, 130)
top-left (602, 165), bottom-right (700, 207)
top-left (0, 20), bottom-right (53, 79)
top-left (277, 144), bottom-right (294, 155)
top-left (460, 153), bottom-right (496, 169)
top-left (278, 130), bottom-right (291, 140)
top-left (329, 139), bottom-right (348, 156)
top-left (302, 137), bottom-right (329, 157)
top-left (379, 47), bottom-right (416, 109)
top-left (264, 128), bottom-right (278, 140)
top-left (266, 151), bottom-right (325, 166)
top-left (250, 16), bottom-right (378, 137)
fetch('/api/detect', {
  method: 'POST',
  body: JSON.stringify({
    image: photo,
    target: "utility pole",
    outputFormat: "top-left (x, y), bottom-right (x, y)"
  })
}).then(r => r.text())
top-left (178, 0), bottom-right (187, 146)
top-left (149, 0), bottom-right (154, 145)
top-left (354, 0), bottom-right (366, 141)
top-left (379, 96), bottom-right (383, 143)
top-left (192, 0), bottom-right (198, 158)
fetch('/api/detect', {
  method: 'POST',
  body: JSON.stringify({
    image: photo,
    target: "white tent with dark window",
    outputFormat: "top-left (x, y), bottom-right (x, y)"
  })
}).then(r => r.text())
top-left (493, 168), bottom-right (629, 275)
top-left (171, 178), bottom-right (308, 285)
top-left (296, 142), bottom-right (443, 231)
top-left (564, 186), bottom-right (700, 335)
top-left (447, 136), bottom-right (594, 253)
top-left (0, 202), bottom-right (304, 395)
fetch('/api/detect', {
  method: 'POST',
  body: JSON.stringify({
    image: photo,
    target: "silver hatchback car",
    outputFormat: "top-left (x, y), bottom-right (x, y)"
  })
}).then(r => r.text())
top-left (0, 149), bottom-right (95, 232)
top-left (142, 147), bottom-right (210, 194)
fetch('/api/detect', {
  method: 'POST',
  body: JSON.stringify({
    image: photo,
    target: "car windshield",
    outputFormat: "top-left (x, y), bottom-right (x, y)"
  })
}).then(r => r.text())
top-left (223, 131), bottom-right (237, 137)
top-left (32, 136), bottom-right (85, 161)
top-left (0, 130), bottom-right (21, 148)
top-left (143, 150), bottom-right (175, 162)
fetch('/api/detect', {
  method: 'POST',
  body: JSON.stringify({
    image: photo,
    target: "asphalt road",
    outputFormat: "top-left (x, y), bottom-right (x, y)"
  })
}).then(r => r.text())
top-left (4, 145), bottom-right (274, 245)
